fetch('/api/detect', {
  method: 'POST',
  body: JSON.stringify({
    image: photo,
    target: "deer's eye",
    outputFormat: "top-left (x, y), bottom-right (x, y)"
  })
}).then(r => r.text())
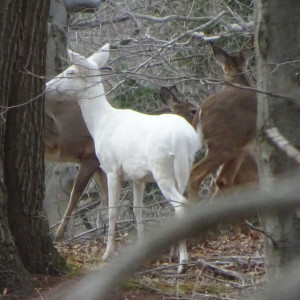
top-left (66, 69), bottom-right (77, 77)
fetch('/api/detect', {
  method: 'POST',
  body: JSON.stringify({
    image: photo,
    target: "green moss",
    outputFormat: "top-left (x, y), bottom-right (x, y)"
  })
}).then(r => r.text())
top-left (63, 260), bottom-right (83, 278)
top-left (112, 81), bottom-right (161, 112)
top-left (128, 276), bottom-right (231, 297)
top-left (121, 278), bottom-right (145, 290)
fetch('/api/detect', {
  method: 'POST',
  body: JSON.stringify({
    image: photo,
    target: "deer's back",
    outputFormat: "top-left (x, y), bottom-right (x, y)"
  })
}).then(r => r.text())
top-left (200, 87), bottom-right (257, 151)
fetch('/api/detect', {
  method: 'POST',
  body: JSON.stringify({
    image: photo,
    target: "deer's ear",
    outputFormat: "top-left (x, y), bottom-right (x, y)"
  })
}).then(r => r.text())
top-left (169, 86), bottom-right (181, 101)
top-left (241, 48), bottom-right (254, 66)
top-left (67, 50), bottom-right (87, 65)
top-left (88, 43), bottom-right (110, 69)
top-left (159, 86), bottom-right (174, 108)
top-left (211, 44), bottom-right (230, 67)
top-left (242, 35), bottom-right (254, 50)
top-left (239, 36), bottom-right (254, 65)
top-left (160, 86), bottom-right (183, 107)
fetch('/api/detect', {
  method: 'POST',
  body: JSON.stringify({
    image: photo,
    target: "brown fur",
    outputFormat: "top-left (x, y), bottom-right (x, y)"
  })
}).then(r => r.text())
top-left (189, 40), bottom-right (258, 202)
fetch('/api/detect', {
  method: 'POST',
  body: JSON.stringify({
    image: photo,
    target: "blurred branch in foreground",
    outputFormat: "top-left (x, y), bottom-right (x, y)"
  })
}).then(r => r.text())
top-left (49, 171), bottom-right (300, 300)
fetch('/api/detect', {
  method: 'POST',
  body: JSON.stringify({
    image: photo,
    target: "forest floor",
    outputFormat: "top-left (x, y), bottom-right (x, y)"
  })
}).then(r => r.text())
top-left (27, 222), bottom-right (265, 300)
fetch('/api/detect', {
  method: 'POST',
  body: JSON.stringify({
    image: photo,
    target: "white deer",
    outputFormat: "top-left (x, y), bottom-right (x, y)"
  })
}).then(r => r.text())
top-left (46, 44), bottom-right (199, 273)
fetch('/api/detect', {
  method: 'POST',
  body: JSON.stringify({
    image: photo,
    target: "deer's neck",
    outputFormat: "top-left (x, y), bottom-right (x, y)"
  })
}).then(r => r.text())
top-left (77, 84), bottom-right (114, 138)
top-left (233, 75), bottom-right (252, 87)
top-left (232, 67), bottom-right (253, 87)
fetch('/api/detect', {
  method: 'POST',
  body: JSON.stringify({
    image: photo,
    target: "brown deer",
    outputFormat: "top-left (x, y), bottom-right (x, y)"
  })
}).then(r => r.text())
top-left (157, 86), bottom-right (197, 124)
top-left (159, 84), bottom-right (257, 201)
top-left (189, 40), bottom-right (258, 203)
top-left (45, 99), bottom-right (108, 240)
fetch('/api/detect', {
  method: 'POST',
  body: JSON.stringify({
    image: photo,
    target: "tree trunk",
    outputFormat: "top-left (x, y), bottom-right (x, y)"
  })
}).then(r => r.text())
top-left (0, 1), bottom-right (35, 295)
top-left (64, 0), bottom-right (101, 13)
top-left (0, 153), bottom-right (32, 294)
top-left (255, 0), bottom-right (300, 280)
top-left (47, 0), bottom-right (68, 77)
top-left (0, 0), bottom-right (63, 295)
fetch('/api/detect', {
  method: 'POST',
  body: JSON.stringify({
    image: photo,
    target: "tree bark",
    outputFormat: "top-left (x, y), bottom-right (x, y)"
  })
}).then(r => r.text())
top-left (47, 0), bottom-right (67, 77)
top-left (0, 1), bottom-right (35, 295)
top-left (64, 0), bottom-right (101, 13)
top-left (0, 0), bottom-right (64, 295)
top-left (255, 0), bottom-right (300, 280)
top-left (0, 152), bottom-right (32, 294)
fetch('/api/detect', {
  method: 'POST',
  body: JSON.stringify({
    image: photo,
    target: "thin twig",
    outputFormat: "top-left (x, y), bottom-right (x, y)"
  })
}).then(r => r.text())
top-left (196, 259), bottom-right (243, 281)
top-left (245, 219), bottom-right (278, 248)
top-left (265, 127), bottom-right (300, 165)
top-left (202, 78), bottom-right (296, 103)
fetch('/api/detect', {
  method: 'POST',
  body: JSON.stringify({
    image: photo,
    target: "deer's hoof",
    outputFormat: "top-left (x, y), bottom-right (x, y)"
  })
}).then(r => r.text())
top-left (102, 250), bottom-right (114, 262)
top-left (178, 260), bottom-right (188, 274)
top-left (54, 227), bottom-right (65, 242)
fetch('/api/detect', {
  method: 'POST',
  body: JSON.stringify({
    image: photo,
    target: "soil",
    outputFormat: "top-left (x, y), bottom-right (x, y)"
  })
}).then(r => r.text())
top-left (24, 223), bottom-right (265, 300)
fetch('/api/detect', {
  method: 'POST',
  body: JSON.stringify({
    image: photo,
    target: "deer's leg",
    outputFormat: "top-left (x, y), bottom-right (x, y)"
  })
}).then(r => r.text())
top-left (154, 169), bottom-right (189, 274)
top-left (213, 151), bottom-right (253, 234)
top-left (159, 184), bottom-right (188, 274)
top-left (102, 173), bottom-right (121, 261)
top-left (212, 151), bottom-right (247, 201)
top-left (93, 168), bottom-right (108, 207)
top-left (55, 160), bottom-right (98, 240)
top-left (233, 154), bottom-right (258, 186)
top-left (188, 148), bottom-right (234, 203)
top-left (93, 169), bottom-right (108, 229)
top-left (216, 151), bottom-right (246, 188)
top-left (133, 182), bottom-right (145, 240)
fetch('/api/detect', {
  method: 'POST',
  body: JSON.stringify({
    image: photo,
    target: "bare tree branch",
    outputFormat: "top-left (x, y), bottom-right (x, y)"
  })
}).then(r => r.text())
top-left (70, 10), bottom-right (228, 30)
top-left (265, 127), bottom-right (300, 165)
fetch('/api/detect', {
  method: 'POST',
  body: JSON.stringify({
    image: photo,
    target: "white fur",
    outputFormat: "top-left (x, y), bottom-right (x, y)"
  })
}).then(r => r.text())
top-left (46, 44), bottom-right (200, 273)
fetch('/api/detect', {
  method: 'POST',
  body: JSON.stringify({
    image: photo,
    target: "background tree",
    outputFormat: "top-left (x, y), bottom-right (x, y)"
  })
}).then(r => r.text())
top-left (0, 0), bottom-right (63, 296)
top-left (47, 0), bottom-right (68, 77)
top-left (255, 0), bottom-right (300, 279)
